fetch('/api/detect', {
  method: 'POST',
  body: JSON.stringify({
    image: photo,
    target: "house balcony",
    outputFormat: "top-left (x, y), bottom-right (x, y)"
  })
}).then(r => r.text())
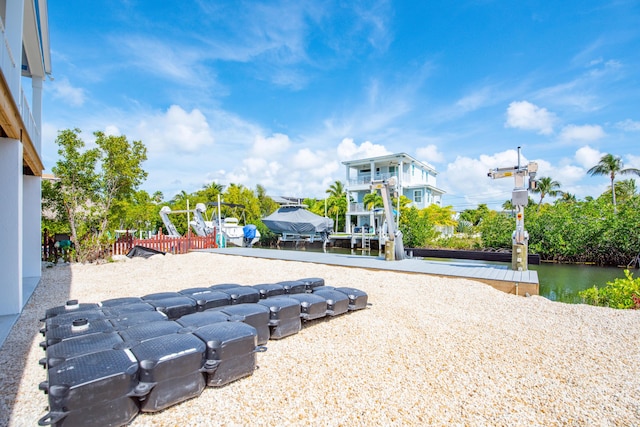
top-left (0, 18), bottom-right (42, 174)
top-left (347, 172), bottom-right (434, 189)
top-left (347, 172), bottom-right (396, 188)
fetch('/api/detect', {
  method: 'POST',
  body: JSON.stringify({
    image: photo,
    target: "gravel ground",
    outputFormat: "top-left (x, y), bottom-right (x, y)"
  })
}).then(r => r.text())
top-left (1, 251), bottom-right (639, 426)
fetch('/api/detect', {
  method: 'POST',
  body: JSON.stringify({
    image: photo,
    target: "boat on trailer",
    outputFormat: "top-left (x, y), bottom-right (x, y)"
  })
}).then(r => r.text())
top-left (262, 205), bottom-right (333, 247)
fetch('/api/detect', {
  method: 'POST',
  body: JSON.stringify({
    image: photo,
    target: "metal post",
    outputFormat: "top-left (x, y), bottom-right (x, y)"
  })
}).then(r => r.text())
top-left (488, 147), bottom-right (537, 271)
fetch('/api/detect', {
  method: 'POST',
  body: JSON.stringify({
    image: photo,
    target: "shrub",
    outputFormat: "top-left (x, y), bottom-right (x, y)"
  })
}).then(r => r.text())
top-left (579, 270), bottom-right (640, 309)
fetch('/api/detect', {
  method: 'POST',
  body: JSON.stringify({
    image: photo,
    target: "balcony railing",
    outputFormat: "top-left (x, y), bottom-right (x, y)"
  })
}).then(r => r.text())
top-left (1, 18), bottom-right (38, 145)
top-left (347, 172), bottom-right (395, 186)
top-left (349, 203), bottom-right (365, 212)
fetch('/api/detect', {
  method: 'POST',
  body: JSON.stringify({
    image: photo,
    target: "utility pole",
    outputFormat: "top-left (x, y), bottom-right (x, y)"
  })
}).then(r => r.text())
top-left (487, 147), bottom-right (538, 271)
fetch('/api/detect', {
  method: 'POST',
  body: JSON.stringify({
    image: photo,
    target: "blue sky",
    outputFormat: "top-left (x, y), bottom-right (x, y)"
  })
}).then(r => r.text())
top-left (42, 0), bottom-right (640, 211)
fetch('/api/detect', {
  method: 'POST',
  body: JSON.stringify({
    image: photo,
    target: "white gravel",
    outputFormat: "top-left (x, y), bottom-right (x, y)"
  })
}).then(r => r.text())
top-left (1, 251), bottom-right (639, 426)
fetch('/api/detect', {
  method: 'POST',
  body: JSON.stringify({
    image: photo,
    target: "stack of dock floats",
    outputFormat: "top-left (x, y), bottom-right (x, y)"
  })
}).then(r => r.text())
top-left (37, 278), bottom-right (368, 427)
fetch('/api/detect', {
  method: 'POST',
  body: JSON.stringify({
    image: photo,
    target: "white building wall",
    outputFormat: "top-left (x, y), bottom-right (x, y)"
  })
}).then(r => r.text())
top-left (0, 139), bottom-right (24, 314)
top-left (23, 175), bottom-right (41, 278)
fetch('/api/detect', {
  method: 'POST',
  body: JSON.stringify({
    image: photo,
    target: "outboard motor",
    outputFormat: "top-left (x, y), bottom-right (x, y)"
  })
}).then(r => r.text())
top-left (242, 224), bottom-right (257, 247)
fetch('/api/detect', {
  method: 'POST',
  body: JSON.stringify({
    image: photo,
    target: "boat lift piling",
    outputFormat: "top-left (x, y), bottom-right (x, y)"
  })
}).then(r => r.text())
top-left (371, 177), bottom-right (405, 261)
top-left (488, 146), bottom-right (538, 271)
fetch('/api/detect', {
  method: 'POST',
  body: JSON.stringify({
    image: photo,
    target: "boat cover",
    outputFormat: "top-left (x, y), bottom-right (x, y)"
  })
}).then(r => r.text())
top-left (262, 206), bottom-right (333, 236)
top-left (126, 245), bottom-right (165, 258)
top-left (243, 224), bottom-right (257, 239)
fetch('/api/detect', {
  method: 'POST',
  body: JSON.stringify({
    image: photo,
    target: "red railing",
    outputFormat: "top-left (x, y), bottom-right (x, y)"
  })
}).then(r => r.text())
top-left (111, 231), bottom-right (218, 256)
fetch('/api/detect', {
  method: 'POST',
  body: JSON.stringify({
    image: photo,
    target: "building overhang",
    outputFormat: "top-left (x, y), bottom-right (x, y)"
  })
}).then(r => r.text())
top-left (0, 73), bottom-right (43, 176)
top-left (22, 0), bottom-right (52, 79)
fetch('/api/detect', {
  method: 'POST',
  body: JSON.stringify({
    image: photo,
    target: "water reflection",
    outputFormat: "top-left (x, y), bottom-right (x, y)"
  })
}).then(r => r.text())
top-left (531, 263), bottom-right (627, 304)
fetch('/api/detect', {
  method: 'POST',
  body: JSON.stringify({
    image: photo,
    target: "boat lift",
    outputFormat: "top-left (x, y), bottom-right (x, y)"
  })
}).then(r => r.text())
top-left (488, 146), bottom-right (537, 271)
top-left (371, 177), bottom-right (405, 261)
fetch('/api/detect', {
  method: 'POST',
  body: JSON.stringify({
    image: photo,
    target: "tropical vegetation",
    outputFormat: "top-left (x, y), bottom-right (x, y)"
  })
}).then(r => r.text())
top-left (579, 270), bottom-right (640, 309)
top-left (587, 153), bottom-right (640, 213)
top-left (43, 136), bottom-right (640, 277)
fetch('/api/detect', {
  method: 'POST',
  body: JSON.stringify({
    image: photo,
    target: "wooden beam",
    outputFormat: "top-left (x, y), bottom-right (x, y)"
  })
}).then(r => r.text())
top-left (0, 71), bottom-right (44, 176)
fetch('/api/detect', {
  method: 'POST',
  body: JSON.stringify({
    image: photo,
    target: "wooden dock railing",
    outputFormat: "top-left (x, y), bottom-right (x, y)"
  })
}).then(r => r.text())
top-left (111, 231), bottom-right (218, 256)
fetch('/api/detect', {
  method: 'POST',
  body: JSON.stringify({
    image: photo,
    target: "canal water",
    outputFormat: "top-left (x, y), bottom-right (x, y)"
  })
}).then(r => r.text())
top-left (531, 262), bottom-right (627, 304)
top-left (273, 246), bottom-right (631, 304)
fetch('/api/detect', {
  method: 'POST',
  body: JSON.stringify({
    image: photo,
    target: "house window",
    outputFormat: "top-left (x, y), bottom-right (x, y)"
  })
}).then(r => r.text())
top-left (414, 190), bottom-right (422, 203)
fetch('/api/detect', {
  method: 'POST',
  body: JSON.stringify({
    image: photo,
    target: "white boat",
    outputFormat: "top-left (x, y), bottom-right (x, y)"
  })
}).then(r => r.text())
top-left (215, 217), bottom-right (260, 247)
top-left (159, 203), bottom-right (260, 247)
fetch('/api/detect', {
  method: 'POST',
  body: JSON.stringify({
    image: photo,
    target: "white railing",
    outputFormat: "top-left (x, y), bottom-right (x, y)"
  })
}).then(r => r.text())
top-left (348, 172), bottom-right (396, 186)
top-left (1, 18), bottom-right (39, 145)
top-left (349, 202), bottom-right (366, 213)
top-left (20, 89), bottom-right (38, 142)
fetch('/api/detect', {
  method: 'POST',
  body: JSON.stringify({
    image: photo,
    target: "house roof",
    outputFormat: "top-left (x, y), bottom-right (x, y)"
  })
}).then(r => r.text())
top-left (21, 0), bottom-right (52, 79)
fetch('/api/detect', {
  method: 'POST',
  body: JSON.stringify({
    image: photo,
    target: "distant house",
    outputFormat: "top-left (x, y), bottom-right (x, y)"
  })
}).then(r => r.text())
top-left (0, 1), bottom-right (52, 318)
top-left (342, 153), bottom-right (445, 233)
top-left (271, 196), bottom-right (307, 206)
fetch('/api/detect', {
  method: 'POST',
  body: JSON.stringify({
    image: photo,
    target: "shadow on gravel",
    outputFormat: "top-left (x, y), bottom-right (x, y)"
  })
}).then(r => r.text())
top-left (0, 263), bottom-right (72, 426)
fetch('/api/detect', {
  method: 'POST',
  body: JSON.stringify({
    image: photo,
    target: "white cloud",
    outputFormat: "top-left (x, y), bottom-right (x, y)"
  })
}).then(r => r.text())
top-left (136, 105), bottom-right (214, 154)
top-left (116, 36), bottom-right (214, 88)
top-left (504, 101), bottom-right (556, 135)
top-left (455, 88), bottom-right (491, 112)
top-left (251, 133), bottom-right (291, 158)
top-left (440, 149), bottom-right (525, 211)
top-left (104, 125), bottom-right (121, 136)
top-left (559, 124), bottom-right (605, 142)
top-left (336, 138), bottom-right (390, 160)
top-left (616, 119), bottom-right (640, 131)
top-left (574, 145), bottom-right (602, 169)
top-left (49, 78), bottom-right (86, 107)
top-left (291, 148), bottom-right (340, 179)
top-left (416, 144), bottom-right (444, 163)
top-left (531, 158), bottom-right (585, 188)
top-left (625, 154), bottom-right (640, 169)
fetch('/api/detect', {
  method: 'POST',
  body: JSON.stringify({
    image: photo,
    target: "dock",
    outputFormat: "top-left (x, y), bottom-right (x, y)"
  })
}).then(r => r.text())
top-left (204, 247), bottom-right (539, 296)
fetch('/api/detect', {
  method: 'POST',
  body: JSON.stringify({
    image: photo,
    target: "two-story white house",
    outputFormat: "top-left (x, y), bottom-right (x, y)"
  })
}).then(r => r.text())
top-left (342, 153), bottom-right (445, 233)
top-left (0, 0), bottom-right (51, 328)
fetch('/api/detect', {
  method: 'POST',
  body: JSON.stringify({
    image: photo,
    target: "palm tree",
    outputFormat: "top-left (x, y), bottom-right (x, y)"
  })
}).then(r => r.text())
top-left (611, 178), bottom-right (637, 204)
top-left (325, 180), bottom-right (347, 230)
top-left (558, 192), bottom-right (577, 203)
top-left (531, 176), bottom-right (562, 211)
top-left (587, 153), bottom-right (640, 213)
top-left (363, 192), bottom-right (384, 210)
top-left (502, 199), bottom-right (515, 214)
top-left (326, 180), bottom-right (345, 199)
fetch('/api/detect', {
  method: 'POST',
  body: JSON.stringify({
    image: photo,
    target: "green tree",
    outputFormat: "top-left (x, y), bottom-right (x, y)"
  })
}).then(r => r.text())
top-left (115, 190), bottom-right (162, 237)
top-left (611, 179), bottom-right (637, 204)
top-left (93, 131), bottom-right (148, 240)
top-left (223, 183), bottom-right (261, 224)
top-left (531, 176), bottom-right (562, 211)
top-left (459, 204), bottom-right (491, 226)
top-left (49, 129), bottom-right (100, 254)
top-left (256, 184), bottom-right (279, 217)
top-left (398, 206), bottom-right (436, 247)
top-left (363, 192), bottom-right (383, 210)
top-left (587, 153), bottom-right (640, 213)
top-left (502, 199), bottom-right (515, 213)
top-left (47, 129), bottom-right (148, 261)
top-left (557, 192), bottom-right (577, 204)
top-left (195, 182), bottom-right (225, 204)
top-left (422, 204), bottom-right (457, 227)
top-left (325, 180), bottom-right (347, 231)
top-left (478, 210), bottom-right (513, 249)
